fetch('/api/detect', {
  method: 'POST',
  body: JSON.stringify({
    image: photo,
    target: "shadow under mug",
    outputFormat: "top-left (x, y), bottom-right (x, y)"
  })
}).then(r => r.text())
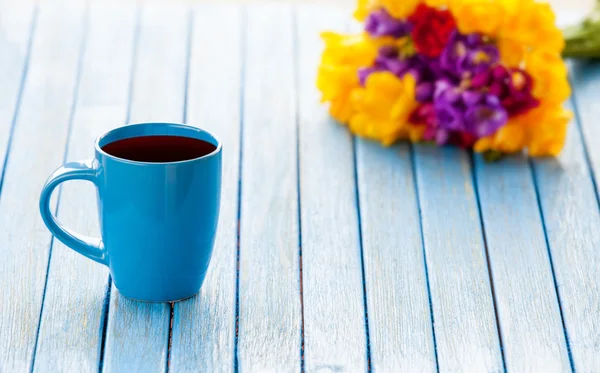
top-left (39, 122), bottom-right (222, 302)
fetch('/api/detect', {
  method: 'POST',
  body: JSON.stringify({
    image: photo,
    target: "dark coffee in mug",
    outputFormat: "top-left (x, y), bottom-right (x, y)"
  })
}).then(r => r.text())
top-left (101, 135), bottom-right (217, 163)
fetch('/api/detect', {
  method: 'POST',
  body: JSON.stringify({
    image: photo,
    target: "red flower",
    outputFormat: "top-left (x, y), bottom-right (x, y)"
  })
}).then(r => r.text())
top-left (409, 4), bottom-right (457, 58)
top-left (452, 131), bottom-right (478, 149)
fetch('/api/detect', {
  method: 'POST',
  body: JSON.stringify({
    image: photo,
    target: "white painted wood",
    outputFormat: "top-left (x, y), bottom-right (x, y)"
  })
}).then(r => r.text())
top-left (169, 4), bottom-right (241, 372)
top-left (532, 85), bottom-right (600, 371)
top-left (413, 145), bottom-right (503, 372)
top-left (32, 3), bottom-right (136, 372)
top-left (296, 6), bottom-right (369, 371)
top-left (237, 5), bottom-right (302, 372)
top-left (101, 4), bottom-right (190, 373)
top-left (0, 1), bottom-right (86, 371)
top-left (0, 0), bottom-right (34, 171)
top-left (474, 154), bottom-right (571, 372)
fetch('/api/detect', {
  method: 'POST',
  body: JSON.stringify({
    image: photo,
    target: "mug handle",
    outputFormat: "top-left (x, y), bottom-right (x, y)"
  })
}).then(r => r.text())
top-left (39, 159), bottom-right (108, 266)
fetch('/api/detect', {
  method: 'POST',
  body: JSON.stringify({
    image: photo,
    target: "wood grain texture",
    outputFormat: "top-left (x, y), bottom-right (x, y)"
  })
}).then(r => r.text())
top-left (0, 1), bottom-right (86, 371)
top-left (169, 4), bottom-right (241, 372)
top-left (32, 3), bottom-right (136, 372)
top-left (237, 5), bottom-right (302, 372)
top-left (296, 6), bottom-right (368, 371)
top-left (346, 17), bottom-right (436, 371)
top-left (101, 4), bottom-right (189, 373)
top-left (413, 145), bottom-right (503, 372)
top-left (356, 142), bottom-right (437, 373)
top-left (473, 154), bottom-right (571, 372)
top-left (353, 117), bottom-right (437, 368)
top-left (572, 61), bottom-right (600, 184)
top-left (0, 0), bottom-right (34, 175)
top-left (533, 80), bottom-right (600, 370)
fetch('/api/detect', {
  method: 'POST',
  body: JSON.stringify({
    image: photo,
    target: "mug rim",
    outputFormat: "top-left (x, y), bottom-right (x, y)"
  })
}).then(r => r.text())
top-left (95, 122), bottom-right (222, 166)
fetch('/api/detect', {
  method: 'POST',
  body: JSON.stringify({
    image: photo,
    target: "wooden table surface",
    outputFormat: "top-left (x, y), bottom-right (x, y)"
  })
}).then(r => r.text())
top-left (1, 0), bottom-right (600, 372)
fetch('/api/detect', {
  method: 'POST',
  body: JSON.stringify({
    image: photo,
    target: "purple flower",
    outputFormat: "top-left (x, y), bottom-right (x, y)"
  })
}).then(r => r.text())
top-left (365, 9), bottom-right (412, 38)
top-left (440, 32), bottom-right (499, 79)
top-left (464, 95), bottom-right (508, 137)
top-left (375, 53), bottom-right (414, 76)
top-left (358, 46), bottom-right (429, 84)
top-left (434, 79), bottom-right (461, 105)
top-left (431, 80), bottom-right (507, 139)
top-left (435, 104), bottom-right (464, 132)
top-left (415, 82), bottom-right (434, 102)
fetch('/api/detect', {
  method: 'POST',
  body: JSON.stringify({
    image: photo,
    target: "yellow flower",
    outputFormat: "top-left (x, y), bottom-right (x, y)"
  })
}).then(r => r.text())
top-left (348, 71), bottom-right (420, 145)
top-left (451, 0), bottom-right (506, 35)
top-left (500, 1), bottom-right (564, 55)
top-left (318, 65), bottom-right (359, 122)
top-left (317, 32), bottom-right (381, 122)
top-left (497, 38), bottom-right (528, 67)
top-left (380, 0), bottom-right (421, 19)
top-left (425, 0), bottom-right (451, 7)
top-left (525, 105), bottom-right (572, 156)
top-left (319, 32), bottom-right (380, 67)
top-left (451, 0), bottom-right (565, 68)
top-left (354, 0), bottom-right (381, 21)
top-left (474, 104), bottom-right (572, 156)
top-left (495, 0), bottom-right (564, 67)
top-left (524, 50), bottom-right (570, 104)
top-left (474, 120), bottom-right (527, 154)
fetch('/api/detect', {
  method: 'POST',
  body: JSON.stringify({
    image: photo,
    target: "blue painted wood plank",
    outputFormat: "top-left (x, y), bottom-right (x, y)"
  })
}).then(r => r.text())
top-left (0, 1), bottom-right (34, 175)
top-left (571, 61), bottom-right (600, 196)
top-left (357, 140), bottom-right (438, 373)
top-left (0, 0), bottom-right (86, 371)
top-left (413, 145), bottom-right (503, 371)
top-left (296, 6), bottom-right (368, 371)
top-left (532, 64), bottom-right (600, 370)
top-left (169, 4), bottom-right (241, 372)
top-left (337, 17), bottom-right (436, 371)
top-left (32, 3), bottom-right (137, 372)
top-left (473, 154), bottom-right (571, 371)
top-left (101, 4), bottom-right (190, 373)
top-left (237, 5), bottom-right (302, 371)
top-left (357, 145), bottom-right (437, 372)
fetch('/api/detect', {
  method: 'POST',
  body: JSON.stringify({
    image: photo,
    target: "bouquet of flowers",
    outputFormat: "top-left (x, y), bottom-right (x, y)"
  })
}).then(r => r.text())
top-left (317, 0), bottom-right (574, 158)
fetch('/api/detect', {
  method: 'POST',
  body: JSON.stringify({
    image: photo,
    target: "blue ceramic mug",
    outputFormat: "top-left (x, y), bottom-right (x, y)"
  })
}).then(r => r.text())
top-left (39, 123), bottom-right (222, 302)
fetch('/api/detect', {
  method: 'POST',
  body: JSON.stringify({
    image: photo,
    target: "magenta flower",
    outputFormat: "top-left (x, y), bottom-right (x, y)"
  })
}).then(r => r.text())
top-left (471, 65), bottom-right (539, 115)
top-left (410, 102), bottom-right (436, 127)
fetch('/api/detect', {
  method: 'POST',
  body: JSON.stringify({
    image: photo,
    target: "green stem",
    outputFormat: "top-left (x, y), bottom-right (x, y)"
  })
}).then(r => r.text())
top-left (562, 2), bottom-right (600, 58)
